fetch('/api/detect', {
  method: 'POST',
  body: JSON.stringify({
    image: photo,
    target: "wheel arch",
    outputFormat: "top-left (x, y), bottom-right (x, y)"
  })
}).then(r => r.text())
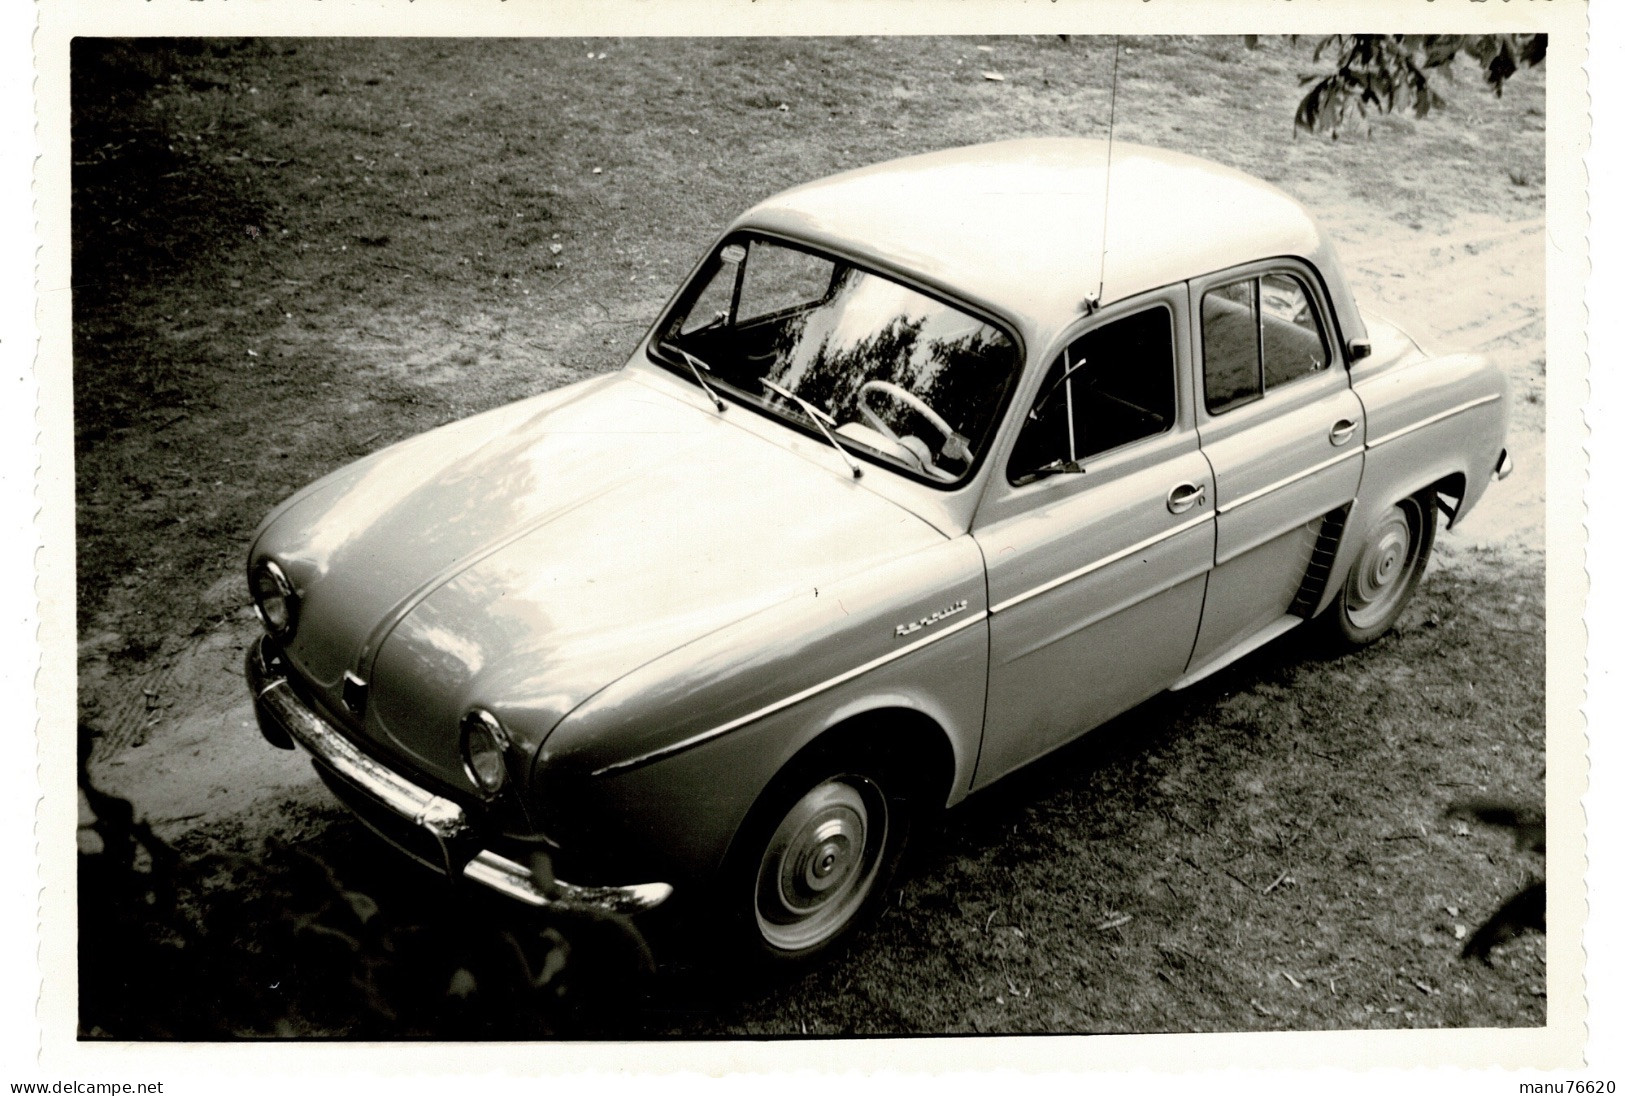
top-left (1429, 470), bottom-right (1468, 529)
top-left (704, 702), bottom-right (959, 966)
top-left (1310, 472), bottom-right (1454, 621)
top-left (718, 703), bottom-right (958, 875)
top-left (811, 704), bottom-right (959, 810)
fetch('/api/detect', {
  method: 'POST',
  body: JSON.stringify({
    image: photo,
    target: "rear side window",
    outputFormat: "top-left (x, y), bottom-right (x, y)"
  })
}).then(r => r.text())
top-left (1009, 306), bottom-right (1176, 483)
top-left (1201, 281), bottom-right (1260, 414)
top-left (1202, 271), bottom-right (1330, 414)
top-left (1260, 273), bottom-right (1329, 388)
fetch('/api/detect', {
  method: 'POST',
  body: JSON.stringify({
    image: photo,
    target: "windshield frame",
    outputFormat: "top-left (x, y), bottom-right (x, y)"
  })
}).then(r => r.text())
top-left (646, 229), bottom-right (1029, 492)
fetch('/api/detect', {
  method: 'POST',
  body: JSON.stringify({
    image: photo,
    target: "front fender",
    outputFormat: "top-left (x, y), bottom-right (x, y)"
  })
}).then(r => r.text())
top-left (530, 535), bottom-right (989, 887)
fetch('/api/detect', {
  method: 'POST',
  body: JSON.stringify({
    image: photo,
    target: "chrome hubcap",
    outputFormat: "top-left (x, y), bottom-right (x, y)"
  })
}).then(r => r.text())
top-left (755, 776), bottom-right (886, 953)
top-left (1346, 501), bottom-right (1420, 628)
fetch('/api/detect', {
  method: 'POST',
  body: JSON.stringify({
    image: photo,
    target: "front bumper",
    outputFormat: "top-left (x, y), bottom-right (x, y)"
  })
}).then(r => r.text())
top-left (245, 638), bottom-right (672, 917)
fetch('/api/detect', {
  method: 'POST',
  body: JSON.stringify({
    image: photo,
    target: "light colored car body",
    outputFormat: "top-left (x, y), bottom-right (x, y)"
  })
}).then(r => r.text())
top-left (246, 139), bottom-right (1510, 951)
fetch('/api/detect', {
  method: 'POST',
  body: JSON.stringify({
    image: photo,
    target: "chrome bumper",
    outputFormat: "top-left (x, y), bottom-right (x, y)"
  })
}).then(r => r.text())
top-left (246, 639), bottom-right (672, 916)
top-left (1494, 448), bottom-right (1515, 482)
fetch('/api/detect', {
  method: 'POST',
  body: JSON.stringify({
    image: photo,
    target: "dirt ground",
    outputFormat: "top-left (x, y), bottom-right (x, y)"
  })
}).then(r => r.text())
top-left (73, 37), bottom-right (1548, 1035)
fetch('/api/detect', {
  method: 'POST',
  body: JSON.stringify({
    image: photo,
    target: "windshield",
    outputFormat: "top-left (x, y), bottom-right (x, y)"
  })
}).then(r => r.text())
top-left (651, 234), bottom-right (1023, 486)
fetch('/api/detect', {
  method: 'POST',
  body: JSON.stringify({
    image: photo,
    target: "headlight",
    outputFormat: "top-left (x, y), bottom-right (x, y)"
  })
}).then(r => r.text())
top-left (459, 709), bottom-right (510, 797)
top-left (250, 558), bottom-right (298, 639)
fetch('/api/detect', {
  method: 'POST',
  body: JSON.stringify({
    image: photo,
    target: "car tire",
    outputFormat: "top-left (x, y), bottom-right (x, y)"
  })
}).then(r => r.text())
top-left (718, 743), bottom-right (917, 977)
top-left (1321, 490), bottom-right (1436, 647)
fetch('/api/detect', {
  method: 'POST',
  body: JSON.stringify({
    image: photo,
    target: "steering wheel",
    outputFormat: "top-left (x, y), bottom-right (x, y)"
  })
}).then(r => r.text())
top-left (855, 380), bottom-right (974, 469)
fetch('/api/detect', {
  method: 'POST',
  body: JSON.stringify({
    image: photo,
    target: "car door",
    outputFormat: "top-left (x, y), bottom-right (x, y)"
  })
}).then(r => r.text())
top-left (1183, 261), bottom-right (1365, 678)
top-left (971, 292), bottom-right (1214, 789)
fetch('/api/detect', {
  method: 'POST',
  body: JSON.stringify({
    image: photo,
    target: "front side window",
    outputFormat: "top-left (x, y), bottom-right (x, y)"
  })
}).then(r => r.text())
top-left (737, 243), bottom-right (835, 324)
top-left (1009, 306), bottom-right (1177, 485)
top-left (1202, 270), bottom-right (1330, 414)
top-left (654, 235), bottom-right (1022, 486)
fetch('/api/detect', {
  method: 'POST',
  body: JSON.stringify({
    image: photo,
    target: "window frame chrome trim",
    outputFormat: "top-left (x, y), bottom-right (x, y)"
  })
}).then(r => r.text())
top-left (1004, 301), bottom-right (1182, 486)
top-left (1196, 261), bottom-right (1339, 419)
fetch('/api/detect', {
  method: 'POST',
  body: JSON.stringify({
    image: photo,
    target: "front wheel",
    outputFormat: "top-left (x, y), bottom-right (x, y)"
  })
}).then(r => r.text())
top-left (1322, 491), bottom-right (1436, 647)
top-left (721, 750), bottom-right (915, 974)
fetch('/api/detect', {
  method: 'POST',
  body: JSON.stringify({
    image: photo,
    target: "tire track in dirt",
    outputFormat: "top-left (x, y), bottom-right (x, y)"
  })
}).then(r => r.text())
top-left (1340, 217), bottom-right (1544, 354)
top-left (84, 617), bottom-right (319, 837)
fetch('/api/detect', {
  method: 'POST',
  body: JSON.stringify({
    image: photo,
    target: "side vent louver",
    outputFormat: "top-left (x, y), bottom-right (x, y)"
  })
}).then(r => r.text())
top-left (1289, 504), bottom-right (1352, 618)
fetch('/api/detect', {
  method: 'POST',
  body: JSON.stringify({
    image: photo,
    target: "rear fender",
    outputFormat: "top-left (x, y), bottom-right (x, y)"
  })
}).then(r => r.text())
top-left (1312, 351), bottom-right (1509, 617)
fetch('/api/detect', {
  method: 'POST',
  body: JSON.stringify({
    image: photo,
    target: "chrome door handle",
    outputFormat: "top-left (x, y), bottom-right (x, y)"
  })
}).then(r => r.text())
top-left (1167, 482), bottom-right (1206, 514)
top-left (1329, 418), bottom-right (1360, 446)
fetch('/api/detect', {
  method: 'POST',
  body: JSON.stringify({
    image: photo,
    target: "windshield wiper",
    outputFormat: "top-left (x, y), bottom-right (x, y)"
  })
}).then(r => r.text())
top-left (664, 343), bottom-right (728, 413)
top-left (759, 378), bottom-right (864, 479)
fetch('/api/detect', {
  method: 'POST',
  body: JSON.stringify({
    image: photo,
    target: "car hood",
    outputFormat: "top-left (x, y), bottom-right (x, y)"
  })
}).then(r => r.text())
top-left (255, 370), bottom-right (944, 792)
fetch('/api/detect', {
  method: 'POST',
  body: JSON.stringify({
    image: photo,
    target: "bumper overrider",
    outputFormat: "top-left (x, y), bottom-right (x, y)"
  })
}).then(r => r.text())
top-left (245, 637), bottom-right (673, 917)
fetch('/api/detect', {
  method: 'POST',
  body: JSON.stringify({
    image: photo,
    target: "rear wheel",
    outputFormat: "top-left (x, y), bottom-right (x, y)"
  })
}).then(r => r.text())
top-left (1323, 491), bottom-right (1436, 647)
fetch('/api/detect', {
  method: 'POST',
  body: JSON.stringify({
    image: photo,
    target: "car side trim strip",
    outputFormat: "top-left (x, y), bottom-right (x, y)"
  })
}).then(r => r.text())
top-left (987, 511), bottom-right (1214, 616)
top-left (593, 609), bottom-right (989, 776)
top-left (999, 563), bottom-right (1212, 665)
top-left (1365, 393), bottom-right (1501, 450)
top-left (594, 396), bottom-right (1504, 780)
top-left (1218, 448), bottom-right (1363, 514)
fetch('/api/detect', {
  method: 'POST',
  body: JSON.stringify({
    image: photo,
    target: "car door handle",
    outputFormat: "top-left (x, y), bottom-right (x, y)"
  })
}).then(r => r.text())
top-left (1167, 482), bottom-right (1207, 514)
top-left (1329, 418), bottom-right (1360, 446)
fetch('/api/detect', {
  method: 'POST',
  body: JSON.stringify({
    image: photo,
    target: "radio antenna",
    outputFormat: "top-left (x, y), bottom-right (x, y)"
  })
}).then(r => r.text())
top-left (1092, 35), bottom-right (1121, 313)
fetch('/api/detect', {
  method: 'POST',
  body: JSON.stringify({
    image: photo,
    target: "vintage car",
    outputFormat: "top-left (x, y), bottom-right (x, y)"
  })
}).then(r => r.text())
top-left (246, 138), bottom-right (1512, 969)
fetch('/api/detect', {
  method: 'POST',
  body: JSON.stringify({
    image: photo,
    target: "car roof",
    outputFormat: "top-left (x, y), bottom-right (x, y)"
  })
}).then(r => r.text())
top-left (734, 138), bottom-right (1350, 346)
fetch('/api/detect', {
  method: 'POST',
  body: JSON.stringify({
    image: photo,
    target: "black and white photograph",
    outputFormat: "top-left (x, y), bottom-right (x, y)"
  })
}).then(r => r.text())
top-left (16, 0), bottom-right (1597, 1079)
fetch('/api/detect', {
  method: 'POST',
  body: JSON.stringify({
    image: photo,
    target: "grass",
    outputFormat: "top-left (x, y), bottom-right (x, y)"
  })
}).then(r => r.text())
top-left (72, 36), bottom-right (1547, 1035)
